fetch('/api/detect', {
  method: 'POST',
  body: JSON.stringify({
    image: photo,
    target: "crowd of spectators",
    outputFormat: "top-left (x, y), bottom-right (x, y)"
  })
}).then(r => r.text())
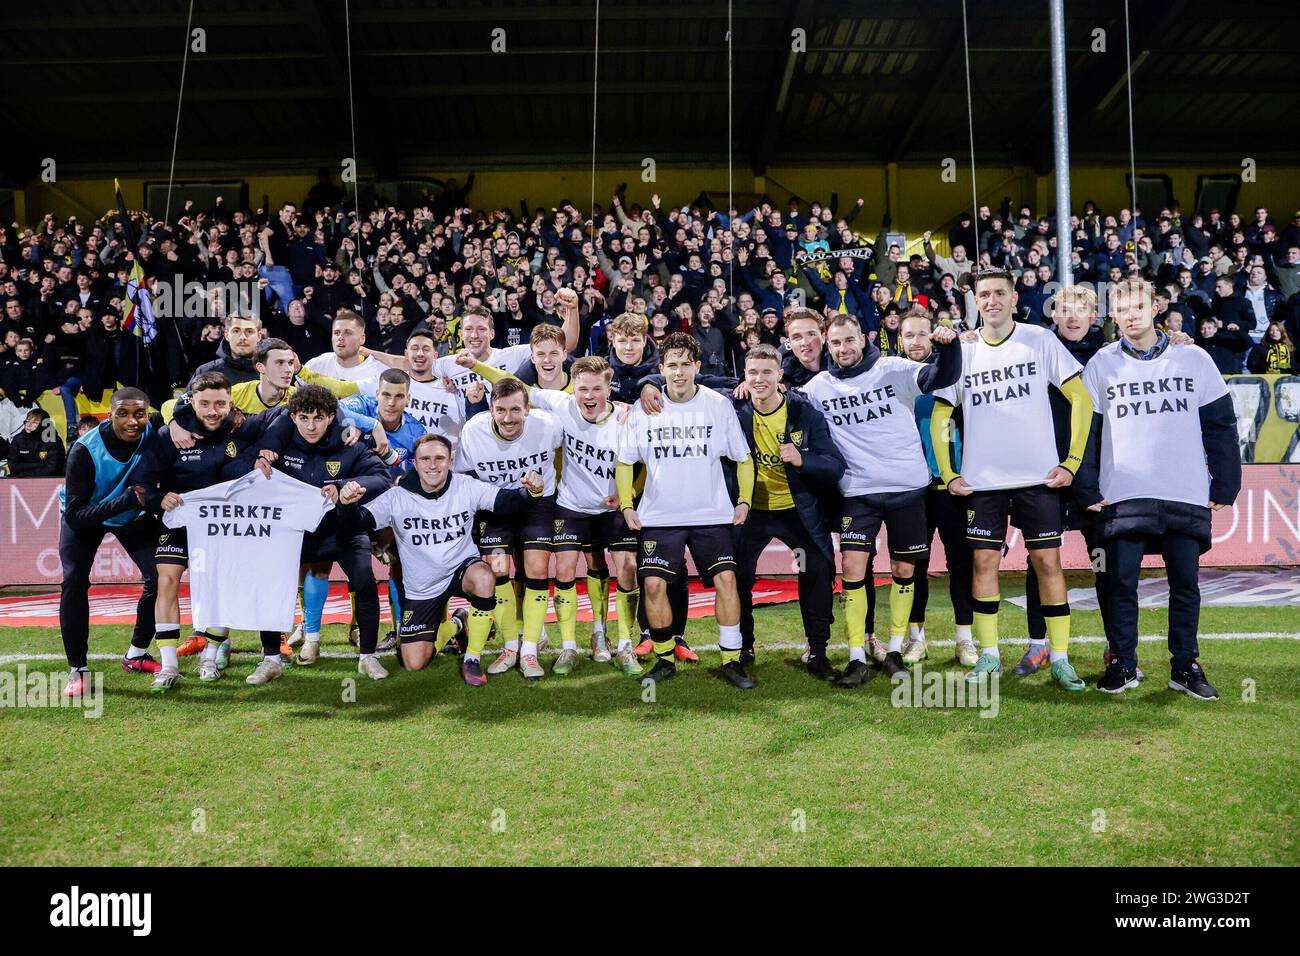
top-left (2, 178), bottom-right (1298, 475)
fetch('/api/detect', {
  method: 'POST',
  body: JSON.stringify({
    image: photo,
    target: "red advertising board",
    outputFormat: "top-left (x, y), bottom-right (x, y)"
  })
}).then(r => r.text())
top-left (3, 467), bottom-right (1298, 586)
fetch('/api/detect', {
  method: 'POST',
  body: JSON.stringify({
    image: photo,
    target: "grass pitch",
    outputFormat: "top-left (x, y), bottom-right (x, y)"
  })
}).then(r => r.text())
top-left (1, 572), bottom-right (1296, 866)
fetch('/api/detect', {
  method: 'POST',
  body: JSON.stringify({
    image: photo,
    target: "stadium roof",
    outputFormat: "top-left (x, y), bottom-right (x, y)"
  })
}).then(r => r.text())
top-left (2, 0), bottom-right (1298, 181)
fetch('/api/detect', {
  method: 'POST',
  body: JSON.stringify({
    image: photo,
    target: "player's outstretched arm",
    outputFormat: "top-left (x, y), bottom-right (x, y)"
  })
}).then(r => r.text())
top-left (916, 327), bottom-right (961, 393)
top-left (1056, 374), bottom-right (1094, 481)
top-left (359, 345), bottom-right (410, 371)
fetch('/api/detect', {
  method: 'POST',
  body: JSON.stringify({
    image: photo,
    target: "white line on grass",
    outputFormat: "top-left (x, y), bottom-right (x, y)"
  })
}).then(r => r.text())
top-left (1, 632), bottom-right (1296, 667)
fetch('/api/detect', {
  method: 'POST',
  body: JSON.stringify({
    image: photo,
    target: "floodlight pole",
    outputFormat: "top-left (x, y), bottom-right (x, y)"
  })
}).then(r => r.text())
top-left (1048, 0), bottom-right (1073, 289)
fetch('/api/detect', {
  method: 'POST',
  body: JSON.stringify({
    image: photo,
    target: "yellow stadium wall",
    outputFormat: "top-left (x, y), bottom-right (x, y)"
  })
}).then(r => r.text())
top-left (18, 164), bottom-right (1299, 254)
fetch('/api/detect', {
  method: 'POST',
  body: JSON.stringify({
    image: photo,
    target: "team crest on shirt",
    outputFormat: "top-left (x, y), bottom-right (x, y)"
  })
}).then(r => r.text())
top-left (225, 441), bottom-right (237, 458)
top-left (554, 519), bottom-right (565, 535)
top-left (158, 533), bottom-right (169, 544)
top-left (325, 460), bottom-right (341, 477)
top-left (789, 431), bottom-right (803, 446)
top-left (842, 516), bottom-right (852, 531)
top-left (38, 451), bottom-right (47, 460)
top-left (403, 610), bottom-right (412, 624)
top-left (967, 510), bottom-right (975, 524)
top-left (643, 541), bottom-right (657, 555)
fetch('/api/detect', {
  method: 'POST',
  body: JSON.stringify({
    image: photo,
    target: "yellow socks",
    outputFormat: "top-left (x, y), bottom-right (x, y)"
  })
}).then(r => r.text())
top-left (493, 575), bottom-right (517, 642)
top-left (615, 586), bottom-right (640, 646)
top-left (888, 574), bottom-right (915, 653)
top-left (554, 579), bottom-right (578, 646)
top-left (972, 595), bottom-right (1001, 652)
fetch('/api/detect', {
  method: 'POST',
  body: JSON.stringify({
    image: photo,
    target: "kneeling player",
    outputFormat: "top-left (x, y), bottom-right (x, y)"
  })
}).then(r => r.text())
top-left (337, 435), bottom-right (545, 684)
top-left (617, 333), bottom-right (756, 689)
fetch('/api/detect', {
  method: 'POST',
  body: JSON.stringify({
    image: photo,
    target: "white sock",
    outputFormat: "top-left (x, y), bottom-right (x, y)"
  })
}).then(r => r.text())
top-left (956, 625), bottom-right (973, 644)
top-left (264, 654), bottom-right (281, 664)
top-left (718, 623), bottom-right (742, 651)
top-left (505, 638), bottom-right (520, 652)
top-left (592, 622), bottom-right (606, 638)
top-left (909, 623), bottom-right (924, 641)
top-left (1050, 649), bottom-right (1068, 663)
top-left (849, 646), bottom-right (867, 663)
top-left (888, 635), bottom-right (904, 653)
top-left (616, 638), bottom-right (631, 652)
top-left (562, 640), bottom-right (577, 651)
top-left (201, 642), bottom-right (218, 664)
top-left (521, 640), bottom-right (538, 656)
top-left (305, 631), bottom-right (321, 643)
top-left (157, 624), bottom-right (180, 670)
top-left (984, 646), bottom-right (1001, 660)
top-left (125, 644), bottom-right (148, 660)
top-left (1029, 638), bottom-right (1047, 649)
top-left (207, 626), bottom-right (230, 638)
top-left (464, 653), bottom-right (480, 663)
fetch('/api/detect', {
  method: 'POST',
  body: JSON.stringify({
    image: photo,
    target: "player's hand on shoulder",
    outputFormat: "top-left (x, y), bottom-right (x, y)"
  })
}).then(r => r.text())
top-left (339, 481), bottom-right (365, 505)
top-left (959, 329), bottom-right (980, 344)
top-left (370, 424), bottom-right (389, 457)
top-left (639, 383), bottom-right (664, 415)
top-left (1167, 330), bottom-right (1194, 346)
top-left (613, 401), bottom-right (631, 425)
top-left (170, 423), bottom-right (196, 449)
top-left (731, 381), bottom-right (752, 400)
top-left (341, 424), bottom-right (360, 446)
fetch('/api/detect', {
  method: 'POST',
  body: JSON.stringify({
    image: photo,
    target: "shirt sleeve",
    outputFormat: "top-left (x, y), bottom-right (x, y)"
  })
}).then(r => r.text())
top-left (933, 344), bottom-right (967, 405)
top-left (1082, 358), bottom-right (1107, 413)
top-left (1198, 351), bottom-right (1230, 406)
top-left (362, 488), bottom-right (395, 530)
top-left (719, 401), bottom-right (751, 463)
top-left (616, 409), bottom-right (645, 465)
top-left (1045, 331), bottom-right (1084, 388)
top-left (453, 430), bottom-right (476, 473)
top-left (473, 477), bottom-right (500, 512)
top-left (528, 388), bottom-right (567, 413)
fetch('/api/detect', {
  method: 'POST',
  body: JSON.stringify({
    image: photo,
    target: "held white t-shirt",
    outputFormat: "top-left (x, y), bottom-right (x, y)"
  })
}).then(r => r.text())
top-left (454, 409), bottom-right (562, 496)
top-left (1082, 342), bottom-right (1228, 506)
top-left (934, 322), bottom-right (1082, 490)
top-left (305, 351), bottom-right (381, 382)
top-left (163, 469), bottom-right (332, 632)
top-left (362, 475), bottom-right (500, 599)
top-left (528, 388), bottom-right (621, 514)
top-left (802, 357), bottom-right (929, 494)
top-left (618, 385), bottom-right (751, 527)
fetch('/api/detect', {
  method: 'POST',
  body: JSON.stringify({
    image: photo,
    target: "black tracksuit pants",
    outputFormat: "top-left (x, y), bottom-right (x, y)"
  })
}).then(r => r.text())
top-left (736, 508), bottom-right (834, 654)
top-left (59, 517), bottom-right (159, 669)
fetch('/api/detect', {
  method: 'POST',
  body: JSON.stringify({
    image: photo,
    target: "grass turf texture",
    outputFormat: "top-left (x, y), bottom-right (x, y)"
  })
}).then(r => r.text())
top-left (1, 571), bottom-right (1296, 866)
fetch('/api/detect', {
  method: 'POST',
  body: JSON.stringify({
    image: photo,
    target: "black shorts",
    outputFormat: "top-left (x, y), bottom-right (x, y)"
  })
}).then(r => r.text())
top-left (966, 484), bottom-right (1063, 550)
top-left (839, 488), bottom-right (930, 560)
top-left (155, 526), bottom-right (189, 566)
top-left (638, 525), bottom-right (736, 585)
top-left (397, 557), bottom-right (479, 644)
top-left (552, 506), bottom-right (639, 553)
top-left (477, 494), bottom-right (557, 554)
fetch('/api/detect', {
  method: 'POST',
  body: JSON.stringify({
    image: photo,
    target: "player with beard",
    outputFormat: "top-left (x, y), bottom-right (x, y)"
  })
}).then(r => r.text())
top-left (802, 314), bottom-right (960, 687)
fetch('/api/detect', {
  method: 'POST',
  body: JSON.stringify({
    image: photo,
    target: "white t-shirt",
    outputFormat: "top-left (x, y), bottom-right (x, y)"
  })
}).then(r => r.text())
top-left (305, 351), bottom-right (381, 382)
top-left (934, 322), bottom-right (1083, 490)
top-left (802, 357), bottom-right (929, 494)
top-left (1083, 342), bottom-right (1228, 507)
top-left (163, 469), bottom-right (331, 632)
top-left (361, 474), bottom-right (499, 599)
top-left (529, 388), bottom-right (621, 514)
top-left (454, 409), bottom-right (562, 496)
top-left (433, 345), bottom-right (532, 398)
top-left (618, 385), bottom-right (751, 527)
top-left (357, 375), bottom-right (466, 444)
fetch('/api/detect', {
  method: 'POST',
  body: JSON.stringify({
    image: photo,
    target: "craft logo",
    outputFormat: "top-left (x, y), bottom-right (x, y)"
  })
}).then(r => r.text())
top-left (325, 461), bottom-right (341, 477)
top-left (49, 886), bottom-right (151, 936)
